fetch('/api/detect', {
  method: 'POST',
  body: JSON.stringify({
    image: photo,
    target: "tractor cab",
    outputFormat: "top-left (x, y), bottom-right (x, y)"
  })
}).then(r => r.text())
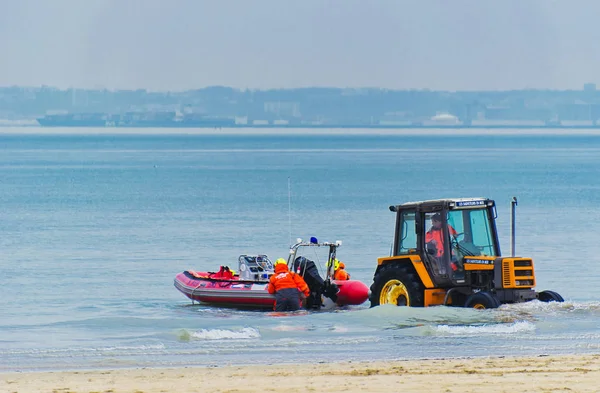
top-left (393, 198), bottom-right (499, 287)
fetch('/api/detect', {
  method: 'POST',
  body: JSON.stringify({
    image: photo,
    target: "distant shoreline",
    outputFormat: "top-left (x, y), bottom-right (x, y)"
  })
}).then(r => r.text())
top-left (5, 122), bottom-right (600, 130)
top-left (2, 126), bottom-right (600, 136)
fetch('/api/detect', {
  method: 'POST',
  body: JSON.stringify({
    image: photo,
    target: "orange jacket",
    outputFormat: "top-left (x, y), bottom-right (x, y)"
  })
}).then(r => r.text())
top-left (333, 268), bottom-right (350, 280)
top-left (425, 225), bottom-right (457, 257)
top-left (267, 263), bottom-right (310, 297)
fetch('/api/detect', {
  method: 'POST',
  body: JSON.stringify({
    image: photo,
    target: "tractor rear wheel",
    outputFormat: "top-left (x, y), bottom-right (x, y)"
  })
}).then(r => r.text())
top-left (464, 291), bottom-right (501, 309)
top-left (537, 290), bottom-right (564, 303)
top-left (370, 264), bottom-right (424, 307)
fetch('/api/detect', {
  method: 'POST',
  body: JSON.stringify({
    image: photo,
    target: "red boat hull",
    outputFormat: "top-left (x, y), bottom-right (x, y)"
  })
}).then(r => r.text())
top-left (174, 271), bottom-right (369, 309)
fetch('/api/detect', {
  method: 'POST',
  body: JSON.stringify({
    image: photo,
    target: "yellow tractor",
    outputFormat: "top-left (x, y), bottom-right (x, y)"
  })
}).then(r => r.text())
top-left (369, 198), bottom-right (564, 309)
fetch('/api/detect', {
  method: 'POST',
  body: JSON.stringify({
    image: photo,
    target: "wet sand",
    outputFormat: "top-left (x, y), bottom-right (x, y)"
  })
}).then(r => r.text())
top-left (2, 354), bottom-right (599, 393)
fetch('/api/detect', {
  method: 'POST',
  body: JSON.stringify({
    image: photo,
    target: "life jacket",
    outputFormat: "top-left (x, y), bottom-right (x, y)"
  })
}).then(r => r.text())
top-left (267, 263), bottom-right (310, 297)
top-left (333, 268), bottom-right (350, 280)
top-left (209, 266), bottom-right (234, 280)
top-left (187, 270), bottom-right (210, 279)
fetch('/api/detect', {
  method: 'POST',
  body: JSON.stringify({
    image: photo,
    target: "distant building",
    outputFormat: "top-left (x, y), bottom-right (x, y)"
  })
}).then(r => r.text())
top-left (263, 101), bottom-right (301, 118)
top-left (584, 83), bottom-right (596, 92)
top-left (429, 113), bottom-right (459, 124)
top-left (557, 103), bottom-right (591, 121)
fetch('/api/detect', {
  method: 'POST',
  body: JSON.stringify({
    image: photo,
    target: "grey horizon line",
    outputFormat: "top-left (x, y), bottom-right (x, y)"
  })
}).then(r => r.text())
top-left (0, 84), bottom-right (590, 93)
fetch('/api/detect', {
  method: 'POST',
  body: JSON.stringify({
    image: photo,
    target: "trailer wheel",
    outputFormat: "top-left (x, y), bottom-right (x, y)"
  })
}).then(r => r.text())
top-left (464, 291), bottom-right (501, 309)
top-left (370, 264), bottom-right (424, 307)
top-left (537, 290), bottom-right (564, 303)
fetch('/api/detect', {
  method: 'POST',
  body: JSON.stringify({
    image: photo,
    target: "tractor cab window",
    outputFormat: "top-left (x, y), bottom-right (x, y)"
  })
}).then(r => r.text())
top-left (397, 210), bottom-right (417, 255)
top-left (447, 208), bottom-right (497, 258)
top-left (470, 209), bottom-right (496, 256)
top-left (447, 212), bottom-right (464, 236)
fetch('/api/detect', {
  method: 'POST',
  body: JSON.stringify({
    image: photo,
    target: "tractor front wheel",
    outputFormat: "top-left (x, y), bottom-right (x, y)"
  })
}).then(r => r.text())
top-left (537, 290), bottom-right (564, 303)
top-left (370, 264), bottom-right (425, 307)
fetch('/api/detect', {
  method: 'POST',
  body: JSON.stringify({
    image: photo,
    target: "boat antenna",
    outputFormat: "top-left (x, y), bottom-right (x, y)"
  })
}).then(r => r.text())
top-left (288, 177), bottom-right (292, 247)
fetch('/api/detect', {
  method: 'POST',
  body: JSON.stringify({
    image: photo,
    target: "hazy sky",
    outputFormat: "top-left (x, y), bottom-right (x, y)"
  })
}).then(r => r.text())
top-left (1, 0), bottom-right (599, 91)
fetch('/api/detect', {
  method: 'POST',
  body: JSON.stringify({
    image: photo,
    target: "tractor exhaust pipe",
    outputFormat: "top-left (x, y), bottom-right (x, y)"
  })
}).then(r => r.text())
top-left (511, 197), bottom-right (518, 257)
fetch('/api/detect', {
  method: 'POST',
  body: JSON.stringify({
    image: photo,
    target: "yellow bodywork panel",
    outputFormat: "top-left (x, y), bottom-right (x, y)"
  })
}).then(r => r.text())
top-left (463, 256), bottom-right (496, 271)
top-left (377, 255), bottom-right (434, 288)
top-left (424, 288), bottom-right (449, 307)
top-left (501, 257), bottom-right (536, 289)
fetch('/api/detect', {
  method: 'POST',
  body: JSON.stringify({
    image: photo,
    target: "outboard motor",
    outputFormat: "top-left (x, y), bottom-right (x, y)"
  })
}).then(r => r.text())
top-left (294, 257), bottom-right (338, 308)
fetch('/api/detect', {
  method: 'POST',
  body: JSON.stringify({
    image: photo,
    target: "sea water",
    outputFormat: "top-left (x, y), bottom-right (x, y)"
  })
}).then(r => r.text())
top-left (1, 128), bottom-right (600, 371)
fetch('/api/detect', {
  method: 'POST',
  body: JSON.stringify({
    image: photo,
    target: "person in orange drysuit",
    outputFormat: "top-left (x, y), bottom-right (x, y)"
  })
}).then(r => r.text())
top-left (332, 259), bottom-right (351, 280)
top-left (267, 258), bottom-right (310, 311)
top-left (425, 213), bottom-right (457, 258)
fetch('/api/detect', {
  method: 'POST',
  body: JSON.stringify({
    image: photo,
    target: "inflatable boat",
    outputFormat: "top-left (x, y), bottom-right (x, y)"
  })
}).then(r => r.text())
top-left (174, 238), bottom-right (370, 310)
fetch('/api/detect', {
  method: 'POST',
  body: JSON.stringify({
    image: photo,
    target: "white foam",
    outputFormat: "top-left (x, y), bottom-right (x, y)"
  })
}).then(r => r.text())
top-left (191, 327), bottom-right (260, 340)
top-left (496, 300), bottom-right (600, 320)
top-left (329, 325), bottom-right (350, 333)
top-left (434, 321), bottom-right (536, 335)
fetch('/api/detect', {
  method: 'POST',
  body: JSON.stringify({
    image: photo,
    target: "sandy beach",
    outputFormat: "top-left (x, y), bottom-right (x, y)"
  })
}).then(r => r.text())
top-left (2, 354), bottom-right (599, 393)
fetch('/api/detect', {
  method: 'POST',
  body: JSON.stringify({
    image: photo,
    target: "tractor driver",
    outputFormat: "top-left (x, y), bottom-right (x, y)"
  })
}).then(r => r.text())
top-left (425, 213), bottom-right (457, 258)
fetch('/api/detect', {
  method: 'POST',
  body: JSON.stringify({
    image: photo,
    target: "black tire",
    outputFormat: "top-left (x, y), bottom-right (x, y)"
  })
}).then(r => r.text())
top-left (537, 290), bottom-right (564, 303)
top-left (369, 264), bottom-right (425, 307)
top-left (464, 291), bottom-right (501, 309)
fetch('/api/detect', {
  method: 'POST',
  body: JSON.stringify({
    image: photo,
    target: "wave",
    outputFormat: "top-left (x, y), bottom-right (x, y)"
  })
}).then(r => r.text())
top-left (0, 343), bottom-right (166, 357)
top-left (431, 321), bottom-right (536, 336)
top-left (179, 327), bottom-right (261, 342)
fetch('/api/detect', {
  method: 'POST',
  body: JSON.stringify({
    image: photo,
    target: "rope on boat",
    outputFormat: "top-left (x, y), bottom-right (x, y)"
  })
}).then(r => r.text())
top-left (190, 281), bottom-right (205, 305)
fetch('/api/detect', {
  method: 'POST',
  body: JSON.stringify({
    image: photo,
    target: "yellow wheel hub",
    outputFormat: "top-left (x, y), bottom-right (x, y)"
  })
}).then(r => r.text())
top-left (472, 303), bottom-right (486, 309)
top-left (380, 279), bottom-right (410, 306)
